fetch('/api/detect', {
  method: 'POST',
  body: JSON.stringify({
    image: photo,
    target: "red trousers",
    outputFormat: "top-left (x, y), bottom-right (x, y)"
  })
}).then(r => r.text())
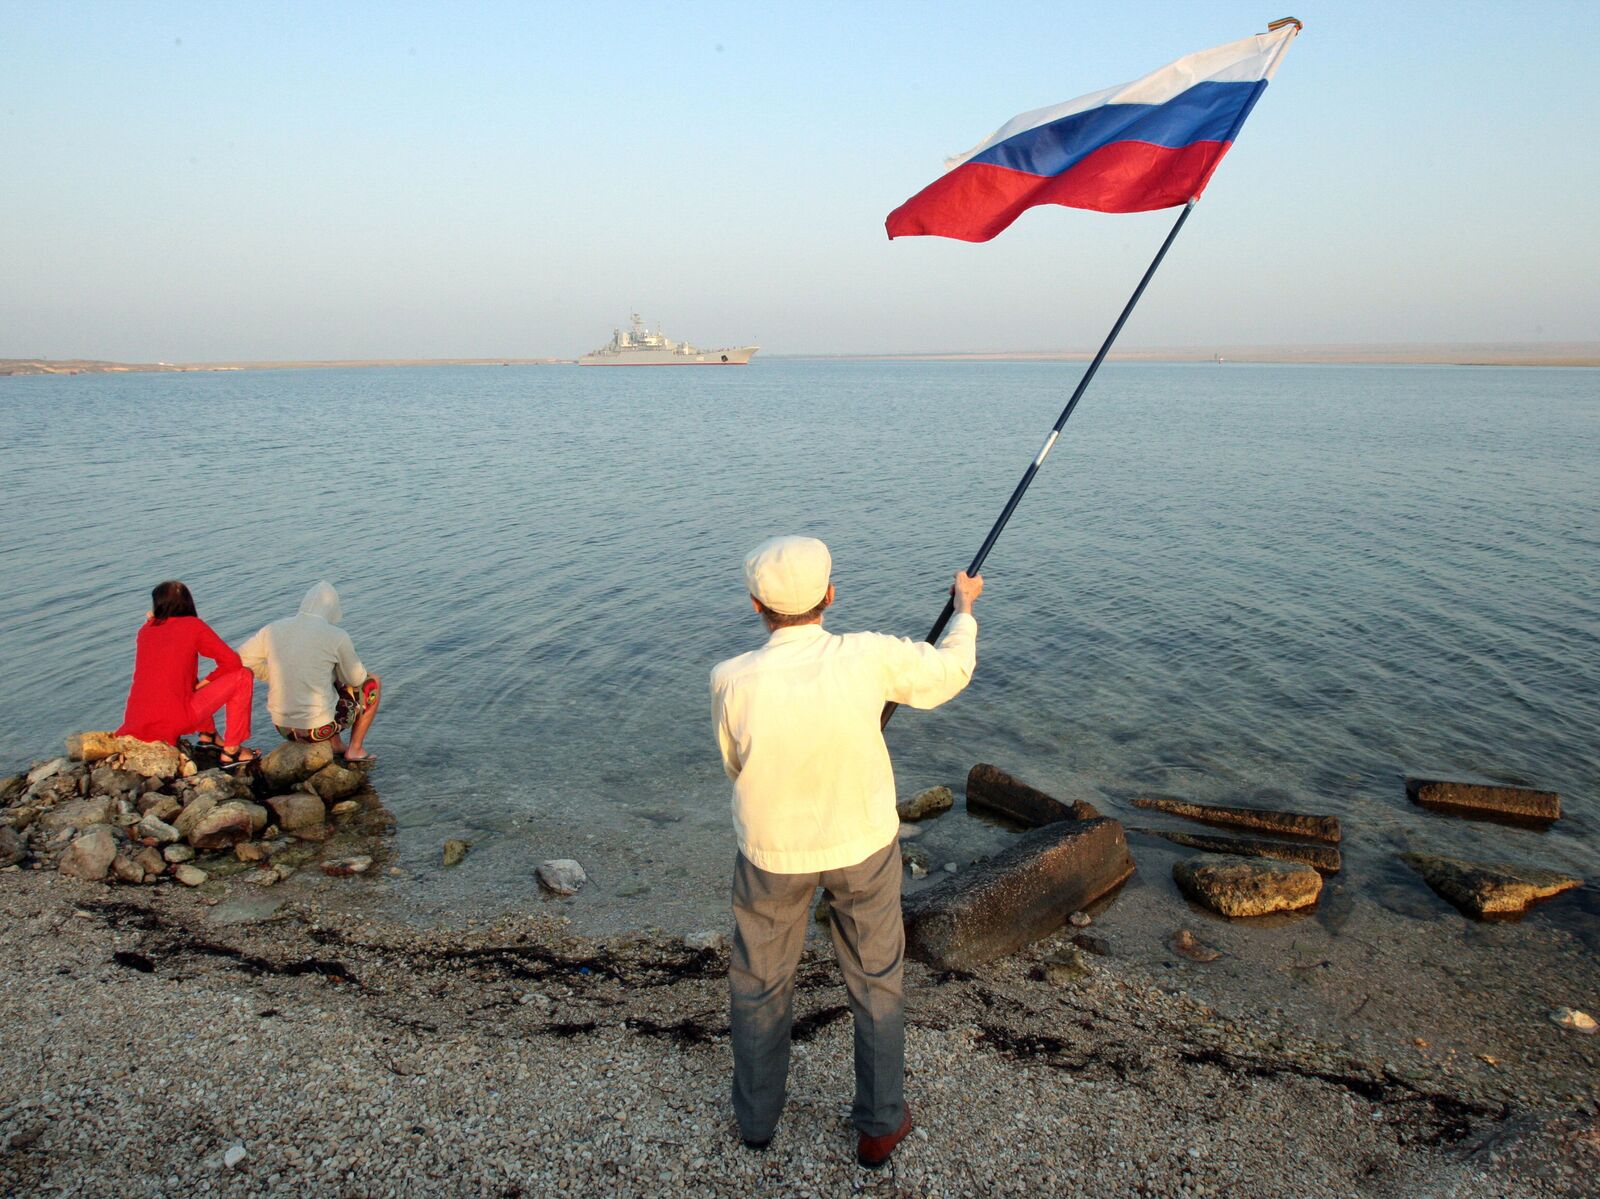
top-left (190, 666), bottom-right (254, 745)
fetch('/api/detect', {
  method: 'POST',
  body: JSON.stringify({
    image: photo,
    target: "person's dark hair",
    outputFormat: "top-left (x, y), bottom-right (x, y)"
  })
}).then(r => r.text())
top-left (756, 593), bottom-right (830, 629)
top-left (151, 580), bottom-right (197, 623)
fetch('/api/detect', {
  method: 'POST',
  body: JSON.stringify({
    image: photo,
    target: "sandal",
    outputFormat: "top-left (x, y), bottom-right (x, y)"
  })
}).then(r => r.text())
top-left (340, 751), bottom-right (378, 766)
top-left (218, 746), bottom-right (261, 771)
top-left (196, 732), bottom-right (222, 752)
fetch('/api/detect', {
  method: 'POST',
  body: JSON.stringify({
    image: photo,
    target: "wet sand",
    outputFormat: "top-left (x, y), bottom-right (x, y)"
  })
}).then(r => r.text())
top-left (2, 861), bottom-right (1595, 1197)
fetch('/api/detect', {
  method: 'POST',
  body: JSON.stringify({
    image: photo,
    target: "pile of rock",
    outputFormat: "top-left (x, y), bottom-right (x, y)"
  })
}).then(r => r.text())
top-left (0, 733), bottom-right (371, 891)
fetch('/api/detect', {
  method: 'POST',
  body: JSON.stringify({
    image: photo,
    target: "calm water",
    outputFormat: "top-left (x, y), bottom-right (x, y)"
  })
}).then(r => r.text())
top-left (1, 361), bottom-right (1596, 938)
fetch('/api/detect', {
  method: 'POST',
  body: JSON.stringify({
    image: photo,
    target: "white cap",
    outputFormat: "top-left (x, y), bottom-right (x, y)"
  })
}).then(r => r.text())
top-left (743, 536), bottom-right (832, 615)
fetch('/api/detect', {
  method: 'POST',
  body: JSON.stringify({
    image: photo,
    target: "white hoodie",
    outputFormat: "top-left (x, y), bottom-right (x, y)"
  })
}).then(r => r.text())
top-left (239, 582), bottom-right (369, 730)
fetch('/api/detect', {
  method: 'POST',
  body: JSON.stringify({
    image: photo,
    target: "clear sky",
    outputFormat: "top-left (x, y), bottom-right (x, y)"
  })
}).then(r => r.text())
top-left (4, 1), bottom-right (1598, 359)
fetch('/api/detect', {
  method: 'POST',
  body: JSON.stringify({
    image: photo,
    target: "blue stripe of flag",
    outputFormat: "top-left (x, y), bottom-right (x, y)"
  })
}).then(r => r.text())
top-left (969, 80), bottom-right (1266, 178)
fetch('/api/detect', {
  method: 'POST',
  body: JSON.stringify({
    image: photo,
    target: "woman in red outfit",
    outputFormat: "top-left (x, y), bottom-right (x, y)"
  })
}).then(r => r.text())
top-left (116, 580), bottom-right (260, 768)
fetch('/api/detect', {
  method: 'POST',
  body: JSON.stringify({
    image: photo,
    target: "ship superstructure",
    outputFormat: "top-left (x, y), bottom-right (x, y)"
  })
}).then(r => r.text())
top-left (579, 314), bottom-right (758, 365)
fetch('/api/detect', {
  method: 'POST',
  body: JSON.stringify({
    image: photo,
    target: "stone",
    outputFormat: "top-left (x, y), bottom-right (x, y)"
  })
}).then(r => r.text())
top-left (442, 839), bottom-right (470, 867)
top-left (187, 802), bottom-right (261, 850)
top-left (896, 821), bottom-right (924, 840)
top-left (942, 861), bottom-right (958, 874)
top-left (25, 773), bottom-right (81, 806)
top-left (184, 769), bottom-right (254, 805)
top-left (0, 773), bottom-right (26, 804)
top-left (0, 826), bottom-right (24, 867)
top-left (1132, 796), bottom-right (1340, 843)
top-left (902, 817), bottom-right (1136, 971)
top-left (265, 792), bottom-right (326, 832)
top-left (1400, 853), bottom-right (1581, 918)
top-left (66, 731), bottom-right (140, 762)
top-left (7, 805), bottom-right (40, 831)
top-left (1173, 854), bottom-right (1322, 918)
top-left (235, 842), bottom-right (268, 863)
top-left (909, 861), bottom-right (927, 879)
top-left (965, 763), bottom-right (1102, 829)
top-left (1405, 777), bottom-right (1559, 824)
top-left (1069, 910), bottom-right (1091, 927)
top-left (1551, 1008), bottom-right (1597, 1035)
top-left (1039, 947), bottom-right (1091, 987)
top-left (173, 794), bottom-right (217, 839)
top-left (36, 796), bottom-right (116, 836)
top-left (322, 855), bottom-right (373, 877)
top-left (259, 741), bottom-right (335, 791)
top-left (163, 845), bottom-right (196, 863)
top-left (1132, 827), bottom-right (1342, 874)
top-left (112, 854), bottom-right (146, 884)
top-left (174, 864), bottom-right (208, 886)
top-left (58, 825), bottom-right (118, 881)
top-left (136, 813), bottom-right (181, 844)
top-left (897, 786), bottom-right (955, 822)
top-left (902, 844), bottom-right (930, 873)
top-left (223, 1143), bottom-right (247, 1170)
top-left (27, 757), bottom-right (68, 785)
top-left (538, 859), bottom-right (588, 895)
top-left (135, 793), bottom-right (183, 822)
top-left (330, 800), bottom-right (361, 816)
top-left (303, 763), bottom-right (364, 803)
top-left (1073, 932), bottom-right (1111, 956)
top-left (113, 740), bottom-right (186, 781)
top-left (134, 846), bottom-right (167, 877)
top-left (814, 894), bottom-right (832, 924)
top-left (90, 765), bottom-right (147, 800)
top-left (1169, 928), bottom-right (1223, 962)
top-left (684, 930), bottom-right (727, 952)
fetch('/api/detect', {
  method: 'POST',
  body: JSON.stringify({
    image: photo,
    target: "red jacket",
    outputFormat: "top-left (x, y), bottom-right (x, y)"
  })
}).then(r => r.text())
top-left (116, 616), bottom-right (242, 744)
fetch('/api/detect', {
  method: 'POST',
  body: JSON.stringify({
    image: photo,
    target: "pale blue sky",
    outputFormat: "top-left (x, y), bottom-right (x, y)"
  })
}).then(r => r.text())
top-left (4, 1), bottom-right (1598, 359)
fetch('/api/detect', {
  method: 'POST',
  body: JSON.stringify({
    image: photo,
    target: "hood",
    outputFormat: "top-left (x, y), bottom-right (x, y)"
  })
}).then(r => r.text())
top-left (297, 581), bottom-right (343, 624)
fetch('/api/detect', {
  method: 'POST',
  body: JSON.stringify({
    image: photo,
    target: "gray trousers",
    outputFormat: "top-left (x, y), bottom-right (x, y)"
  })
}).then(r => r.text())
top-left (729, 839), bottom-right (905, 1141)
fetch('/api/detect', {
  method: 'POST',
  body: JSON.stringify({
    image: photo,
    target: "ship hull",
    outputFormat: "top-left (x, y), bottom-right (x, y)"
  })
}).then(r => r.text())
top-left (579, 346), bottom-right (758, 366)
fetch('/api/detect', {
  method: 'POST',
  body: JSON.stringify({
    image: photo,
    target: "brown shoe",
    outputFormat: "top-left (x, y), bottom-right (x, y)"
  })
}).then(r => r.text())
top-left (856, 1106), bottom-right (913, 1169)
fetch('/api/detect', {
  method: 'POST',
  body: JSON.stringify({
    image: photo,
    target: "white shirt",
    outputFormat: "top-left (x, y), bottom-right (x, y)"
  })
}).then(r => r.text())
top-left (711, 613), bottom-right (978, 874)
top-left (238, 614), bottom-right (368, 730)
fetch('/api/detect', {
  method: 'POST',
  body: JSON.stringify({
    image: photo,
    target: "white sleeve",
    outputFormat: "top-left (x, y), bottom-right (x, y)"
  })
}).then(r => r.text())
top-left (879, 613), bottom-right (978, 710)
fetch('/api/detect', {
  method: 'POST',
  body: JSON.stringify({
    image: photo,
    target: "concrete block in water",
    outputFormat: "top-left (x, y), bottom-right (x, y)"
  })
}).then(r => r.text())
top-left (902, 817), bottom-right (1134, 971)
top-left (1131, 796), bottom-right (1340, 843)
top-left (1406, 778), bottom-right (1559, 824)
top-left (965, 763), bottom-right (1101, 829)
top-left (1130, 827), bottom-right (1342, 874)
top-left (1400, 853), bottom-right (1580, 918)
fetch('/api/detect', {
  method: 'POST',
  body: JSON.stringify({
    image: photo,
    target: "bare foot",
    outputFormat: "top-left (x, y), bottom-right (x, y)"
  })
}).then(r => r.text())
top-left (343, 748), bottom-right (377, 764)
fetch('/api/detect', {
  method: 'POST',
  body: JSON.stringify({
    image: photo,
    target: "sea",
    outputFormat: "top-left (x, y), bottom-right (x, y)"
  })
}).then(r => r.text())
top-left (1, 361), bottom-right (1596, 968)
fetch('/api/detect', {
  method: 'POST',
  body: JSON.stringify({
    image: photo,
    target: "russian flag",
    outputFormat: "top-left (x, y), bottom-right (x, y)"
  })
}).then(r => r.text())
top-left (886, 24), bottom-right (1300, 242)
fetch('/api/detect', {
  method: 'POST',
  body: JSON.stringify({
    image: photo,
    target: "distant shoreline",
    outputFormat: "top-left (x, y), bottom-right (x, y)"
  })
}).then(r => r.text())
top-left (4, 343), bottom-right (1598, 376)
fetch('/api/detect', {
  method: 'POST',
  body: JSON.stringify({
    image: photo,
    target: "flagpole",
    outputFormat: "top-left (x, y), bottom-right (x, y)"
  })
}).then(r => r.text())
top-left (882, 196), bottom-right (1199, 729)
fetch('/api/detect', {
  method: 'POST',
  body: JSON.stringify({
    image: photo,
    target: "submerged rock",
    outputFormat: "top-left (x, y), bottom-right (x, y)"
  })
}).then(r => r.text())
top-left (442, 839), bottom-right (470, 868)
top-left (58, 825), bottom-right (118, 881)
top-left (1132, 796), bottom-right (1340, 843)
top-left (1133, 826), bottom-right (1342, 874)
top-left (965, 763), bottom-right (1102, 829)
top-left (1400, 853), bottom-right (1581, 918)
top-left (537, 859), bottom-right (587, 895)
top-left (897, 786), bottom-right (954, 822)
top-left (1405, 778), bottom-right (1560, 824)
top-left (1173, 854), bottom-right (1322, 918)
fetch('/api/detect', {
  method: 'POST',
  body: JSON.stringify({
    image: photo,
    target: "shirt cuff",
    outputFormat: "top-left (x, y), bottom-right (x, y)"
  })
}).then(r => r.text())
top-left (942, 611), bottom-right (977, 637)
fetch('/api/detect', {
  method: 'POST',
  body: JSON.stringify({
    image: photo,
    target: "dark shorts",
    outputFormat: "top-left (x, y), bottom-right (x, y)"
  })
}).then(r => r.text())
top-left (276, 677), bottom-right (380, 743)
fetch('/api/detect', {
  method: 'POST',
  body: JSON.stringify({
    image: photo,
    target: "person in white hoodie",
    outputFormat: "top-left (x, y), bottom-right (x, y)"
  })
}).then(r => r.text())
top-left (238, 582), bottom-right (382, 763)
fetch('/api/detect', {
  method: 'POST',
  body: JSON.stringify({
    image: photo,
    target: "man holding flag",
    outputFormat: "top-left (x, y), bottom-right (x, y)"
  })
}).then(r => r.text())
top-left (707, 19), bottom-right (1300, 1171)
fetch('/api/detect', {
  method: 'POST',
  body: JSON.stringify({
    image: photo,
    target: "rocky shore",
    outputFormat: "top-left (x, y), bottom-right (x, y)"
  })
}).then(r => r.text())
top-left (2, 742), bottom-right (1597, 1196)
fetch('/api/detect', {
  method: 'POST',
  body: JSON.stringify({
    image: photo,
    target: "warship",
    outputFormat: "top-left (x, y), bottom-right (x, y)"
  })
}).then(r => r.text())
top-left (579, 314), bottom-right (758, 366)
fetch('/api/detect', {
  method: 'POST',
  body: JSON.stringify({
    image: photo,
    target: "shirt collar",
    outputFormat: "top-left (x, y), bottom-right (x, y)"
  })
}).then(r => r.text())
top-left (765, 623), bottom-right (829, 647)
